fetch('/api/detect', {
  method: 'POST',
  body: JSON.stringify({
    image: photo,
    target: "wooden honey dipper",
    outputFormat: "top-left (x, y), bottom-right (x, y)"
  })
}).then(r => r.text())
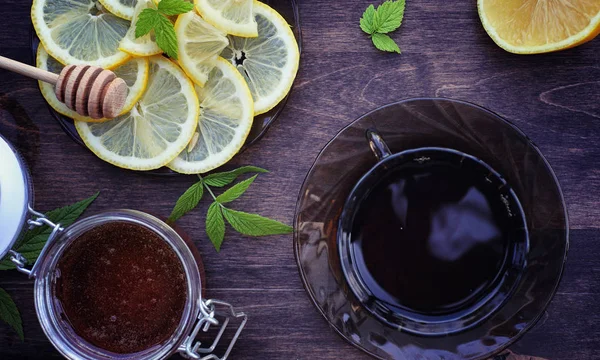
top-left (0, 55), bottom-right (127, 119)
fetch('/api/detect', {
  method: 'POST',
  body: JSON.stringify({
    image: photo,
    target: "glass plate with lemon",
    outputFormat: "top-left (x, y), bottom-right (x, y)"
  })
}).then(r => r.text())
top-left (31, 0), bottom-right (301, 175)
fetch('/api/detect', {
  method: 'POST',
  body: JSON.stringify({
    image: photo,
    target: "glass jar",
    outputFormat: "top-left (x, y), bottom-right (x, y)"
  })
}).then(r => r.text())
top-left (0, 135), bottom-right (246, 360)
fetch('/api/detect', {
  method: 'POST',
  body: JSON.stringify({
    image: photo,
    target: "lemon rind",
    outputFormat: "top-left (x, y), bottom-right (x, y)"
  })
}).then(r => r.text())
top-left (98, 0), bottom-right (135, 20)
top-left (194, 0), bottom-right (258, 38)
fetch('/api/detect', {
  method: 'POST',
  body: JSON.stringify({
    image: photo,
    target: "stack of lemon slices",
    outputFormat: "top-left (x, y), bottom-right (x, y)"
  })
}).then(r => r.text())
top-left (32, 0), bottom-right (300, 173)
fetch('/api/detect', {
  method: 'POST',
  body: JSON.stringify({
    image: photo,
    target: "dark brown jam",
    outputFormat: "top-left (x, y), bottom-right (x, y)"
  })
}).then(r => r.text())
top-left (55, 222), bottom-right (187, 354)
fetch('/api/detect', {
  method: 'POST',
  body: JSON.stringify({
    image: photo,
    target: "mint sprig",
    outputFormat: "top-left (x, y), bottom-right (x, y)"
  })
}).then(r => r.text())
top-left (360, 0), bottom-right (405, 53)
top-left (135, 0), bottom-right (194, 59)
top-left (168, 166), bottom-right (293, 251)
top-left (0, 193), bottom-right (99, 340)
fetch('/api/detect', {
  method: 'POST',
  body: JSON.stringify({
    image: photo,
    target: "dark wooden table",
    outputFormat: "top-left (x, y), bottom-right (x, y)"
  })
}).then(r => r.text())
top-left (1, 0), bottom-right (599, 359)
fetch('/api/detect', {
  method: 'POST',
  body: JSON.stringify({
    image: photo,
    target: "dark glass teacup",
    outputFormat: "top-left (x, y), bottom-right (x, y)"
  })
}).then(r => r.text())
top-left (338, 129), bottom-right (529, 336)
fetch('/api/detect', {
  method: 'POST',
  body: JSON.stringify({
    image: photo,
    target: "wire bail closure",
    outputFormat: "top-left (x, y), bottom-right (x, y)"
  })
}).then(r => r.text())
top-left (10, 206), bottom-right (64, 278)
top-left (179, 299), bottom-right (247, 360)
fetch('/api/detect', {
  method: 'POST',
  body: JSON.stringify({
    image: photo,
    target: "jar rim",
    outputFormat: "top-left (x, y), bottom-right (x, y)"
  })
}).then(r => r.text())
top-left (33, 210), bottom-right (202, 360)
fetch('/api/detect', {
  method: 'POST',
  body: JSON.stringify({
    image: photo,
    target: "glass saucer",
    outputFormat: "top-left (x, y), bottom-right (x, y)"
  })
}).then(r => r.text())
top-left (293, 98), bottom-right (569, 359)
top-left (30, 0), bottom-right (301, 175)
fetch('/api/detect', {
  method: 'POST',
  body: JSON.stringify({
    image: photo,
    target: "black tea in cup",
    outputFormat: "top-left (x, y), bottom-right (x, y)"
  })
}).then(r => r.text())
top-left (339, 131), bottom-right (529, 333)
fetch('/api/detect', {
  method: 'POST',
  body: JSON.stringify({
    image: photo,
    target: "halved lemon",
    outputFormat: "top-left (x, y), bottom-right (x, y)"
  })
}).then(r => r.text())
top-left (194, 0), bottom-right (258, 37)
top-left (478, 0), bottom-right (600, 54)
top-left (32, 0), bottom-right (131, 68)
top-left (168, 57), bottom-right (253, 174)
top-left (220, 1), bottom-right (299, 115)
top-left (98, 0), bottom-right (137, 20)
top-left (119, 0), bottom-right (163, 56)
top-left (175, 11), bottom-right (229, 86)
top-left (76, 56), bottom-right (199, 170)
top-left (37, 45), bottom-right (149, 122)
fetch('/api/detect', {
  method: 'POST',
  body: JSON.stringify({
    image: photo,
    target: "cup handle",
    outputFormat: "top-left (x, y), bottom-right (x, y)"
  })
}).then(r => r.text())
top-left (366, 129), bottom-right (392, 161)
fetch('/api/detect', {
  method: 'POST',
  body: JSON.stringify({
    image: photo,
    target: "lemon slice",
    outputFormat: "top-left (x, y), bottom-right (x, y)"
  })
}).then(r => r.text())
top-left (119, 0), bottom-right (163, 56)
top-left (194, 0), bottom-right (258, 37)
top-left (168, 57), bottom-right (253, 174)
top-left (98, 0), bottom-right (137, 20)
top-left (76, 56), bottom-right (199, 170)
top-left (220, 1), bottom-right (299, 115)
top-left (36, 45), bottom-right (149, 122)
top-left (175, 11), bottom-right (229, 86)
top-left (478, 0), bottom-right (600, 54)
top-left (32, 0), bottom-right (131, 68)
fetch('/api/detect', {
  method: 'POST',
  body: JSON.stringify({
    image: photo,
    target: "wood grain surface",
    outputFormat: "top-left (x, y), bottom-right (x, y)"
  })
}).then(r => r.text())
top-left (0, 0), bottom-right (599, 359)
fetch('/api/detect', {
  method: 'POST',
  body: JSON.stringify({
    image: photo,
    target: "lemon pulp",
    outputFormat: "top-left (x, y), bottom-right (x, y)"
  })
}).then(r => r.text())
top-left (32, 0), bottom-right (131, 68)
top-left (220, 1), bottom-right (299, 115)
top-left (76, 56), bottom-right (199, 170)
top-left (168, 57), bottom-right (254, 174)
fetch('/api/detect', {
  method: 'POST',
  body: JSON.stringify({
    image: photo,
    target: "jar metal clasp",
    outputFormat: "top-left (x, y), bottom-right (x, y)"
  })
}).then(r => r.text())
top-left (179, 299), bottom-right (248, 360)
top-left (9, 206), bottom-right (64, 278)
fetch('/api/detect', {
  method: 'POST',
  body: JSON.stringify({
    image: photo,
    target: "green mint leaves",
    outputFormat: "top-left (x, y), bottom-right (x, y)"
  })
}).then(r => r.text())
top-left (0, 192), bottom-right (100, 270)
top-left (221, 208), bottom-right (294, 237)
top-left (206, 203), bottom-right (226, 249)
top-left (157, 0), bottom-right (195, 15)
top-left (167, 182), bottom-right (204, 224)
top-left (168, 166), bottom-right (293, 252)
top-left (135, 0), bottom-right (194, 59)
top-left (360, 0), bottom-right (405, 53)
top-left (215, 175), bottom-right (258, 204)
top-left (0, 193), bottom-right (99, 340)
top-left (203, 166), bottom-right (268, 187)
top-left (0, 289), bottom-right (23, 341)
top-left (371, 33), bottom-right (401, 53)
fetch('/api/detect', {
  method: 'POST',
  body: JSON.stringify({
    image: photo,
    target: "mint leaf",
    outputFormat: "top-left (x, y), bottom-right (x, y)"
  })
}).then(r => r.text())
top-left (206, 203), bottom-right (225, 251)
top-left (0, 192), bottom-right (99, 270)
top-left (135, 8), bottom-right (160, 38)
top-left (215, 175), bottom-right (258, 204)
top-left (0, 288), bottom-right (23, 341)
top-left (222, 208), bottom-right (293, 237)
top-left (155, 15), bottom-right (179, 59)
top-left (361, 1), bottom-right (405, 54)
top-left (373, 0), bottom-right (405, 33)
top-left (157, 0), bottom-right (194, 15)
top-left (360, 4), bottom-right (376, 34)
top-left (372, 33), bottom-right (400, 53)
top-left (168, 181), bottom-right (204, 223)
top-left (134, 4), bottom-right (183, 58)
top-left (203, 166), bottom-right (268, 187)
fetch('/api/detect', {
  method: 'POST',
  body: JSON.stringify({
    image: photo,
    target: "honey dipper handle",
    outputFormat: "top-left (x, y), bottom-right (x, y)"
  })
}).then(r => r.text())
top-left (0, 55), bottom-right (59, 84)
